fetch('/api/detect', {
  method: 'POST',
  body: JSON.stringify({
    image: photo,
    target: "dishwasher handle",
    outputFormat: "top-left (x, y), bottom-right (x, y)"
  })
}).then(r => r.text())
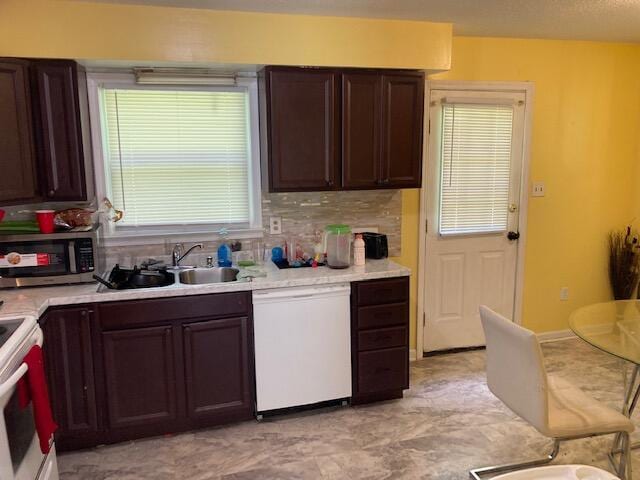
top-left (252, 283), bottom-right (350, 302)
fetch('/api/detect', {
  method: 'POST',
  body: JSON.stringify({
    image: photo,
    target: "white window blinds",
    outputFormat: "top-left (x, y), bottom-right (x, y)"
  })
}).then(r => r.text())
top-left (101, 88), bottom-right (251, 227)
top-left (439, 103), bottom-right (514, 235)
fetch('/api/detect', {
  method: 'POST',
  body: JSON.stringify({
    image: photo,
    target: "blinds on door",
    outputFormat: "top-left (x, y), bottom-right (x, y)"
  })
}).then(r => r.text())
top-left (439, 103), bottom-right (514, 235)
top-left (101, 88), bottom-right (251, 227)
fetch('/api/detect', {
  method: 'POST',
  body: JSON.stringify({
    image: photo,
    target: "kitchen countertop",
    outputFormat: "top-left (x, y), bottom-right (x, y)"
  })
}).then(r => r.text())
top-left (0, 259), bottom-right (410, 319)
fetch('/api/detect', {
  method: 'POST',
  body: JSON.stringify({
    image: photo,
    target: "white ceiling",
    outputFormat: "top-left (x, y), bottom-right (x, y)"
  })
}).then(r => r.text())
top-left (87, 0), bottom-right (640, 43)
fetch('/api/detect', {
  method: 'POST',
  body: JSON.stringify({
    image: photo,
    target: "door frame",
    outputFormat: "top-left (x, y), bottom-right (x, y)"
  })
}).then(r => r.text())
top-left (416, 80), bottom-right (535, 358)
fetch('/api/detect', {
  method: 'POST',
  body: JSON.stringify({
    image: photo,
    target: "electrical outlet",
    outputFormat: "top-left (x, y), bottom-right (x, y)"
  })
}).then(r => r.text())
top-left (269, 216), bottom-right (282, 235)
top-left (560, 287), bottom-right (569, 301)
top-left (532, 182), bottom-right (545, 197)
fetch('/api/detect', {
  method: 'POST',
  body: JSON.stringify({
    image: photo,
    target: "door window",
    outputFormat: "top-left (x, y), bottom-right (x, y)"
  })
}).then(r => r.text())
top-left (438, 102), bottom-right (515, 236)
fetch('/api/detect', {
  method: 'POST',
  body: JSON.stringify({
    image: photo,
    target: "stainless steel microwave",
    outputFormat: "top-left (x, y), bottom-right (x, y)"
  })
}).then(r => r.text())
top-left (0, 228), bottom-right (101, 288)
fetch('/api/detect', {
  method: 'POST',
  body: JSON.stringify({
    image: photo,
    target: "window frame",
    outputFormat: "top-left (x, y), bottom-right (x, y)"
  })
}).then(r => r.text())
top-left (87, 72), bottom-right (263, 246)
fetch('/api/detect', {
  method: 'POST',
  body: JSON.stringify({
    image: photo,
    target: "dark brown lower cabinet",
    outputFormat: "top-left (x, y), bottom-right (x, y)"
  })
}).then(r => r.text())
top-left (102, 325), bottom-right (179, 431)
top-left (351, 277), bottom-right (410, 404)
top-left (41, 292), bottom-right (255, 451)
top-left (39, 306), bottom-right (101, 452)
top-left (183, 317), bottom-right (253, 423)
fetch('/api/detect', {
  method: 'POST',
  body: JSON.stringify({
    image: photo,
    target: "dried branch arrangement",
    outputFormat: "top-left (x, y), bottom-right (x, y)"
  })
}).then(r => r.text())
top-left (609, 226), bottom-right (640, 300)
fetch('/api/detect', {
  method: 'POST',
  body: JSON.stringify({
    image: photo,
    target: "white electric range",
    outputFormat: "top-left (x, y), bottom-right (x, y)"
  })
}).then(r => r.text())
top-left (0, 314), bottom-right (58, 480)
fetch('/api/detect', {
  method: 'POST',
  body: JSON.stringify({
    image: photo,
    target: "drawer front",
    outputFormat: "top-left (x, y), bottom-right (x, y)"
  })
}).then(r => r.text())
top-left (357, 347), bottom-right (408, 394)
top-left (99, 292), bottom-right (250, 330)
top-left (357, 303), bottom-right (408, 330)
top-left (358, 326), bottom-right (407, 351)
top-left (355, 277), bottom-right (409, 306)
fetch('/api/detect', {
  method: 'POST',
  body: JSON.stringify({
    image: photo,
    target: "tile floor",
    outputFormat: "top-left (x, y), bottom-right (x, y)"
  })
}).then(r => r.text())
top-left (58, 338), bottom-right (637, 479)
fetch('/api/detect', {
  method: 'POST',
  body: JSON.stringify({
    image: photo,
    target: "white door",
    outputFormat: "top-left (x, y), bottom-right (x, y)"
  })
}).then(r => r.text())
top-left (424, 89), bottom-right (527, 352)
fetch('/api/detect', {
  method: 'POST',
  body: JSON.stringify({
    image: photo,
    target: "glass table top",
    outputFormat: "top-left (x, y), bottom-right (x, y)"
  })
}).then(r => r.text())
top-left (570, 300), bottom-right (640, 365)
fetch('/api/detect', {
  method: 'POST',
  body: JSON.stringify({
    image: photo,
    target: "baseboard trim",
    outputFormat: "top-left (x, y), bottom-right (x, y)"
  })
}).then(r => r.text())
top-left (410, 349), bottom-right (417, 362)
top-left (537, 329), bottom-right (576, 343)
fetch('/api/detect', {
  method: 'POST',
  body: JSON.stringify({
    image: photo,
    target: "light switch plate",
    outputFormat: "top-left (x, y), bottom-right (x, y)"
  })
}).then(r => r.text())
top-left (269, 216), bottom-right (282, 235)
top-left (560, 287), bottom-right (569, 301)
top-left (532, 182), bottom-right (545, 197)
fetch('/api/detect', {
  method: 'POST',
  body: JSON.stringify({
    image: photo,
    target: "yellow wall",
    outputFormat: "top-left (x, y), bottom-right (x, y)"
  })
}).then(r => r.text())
top-left (4, 0), bottom-right (640, 347)
top-left (401, 37), bottom-right (640, 346)
top-left (0, 0), bottom-right (451, 70)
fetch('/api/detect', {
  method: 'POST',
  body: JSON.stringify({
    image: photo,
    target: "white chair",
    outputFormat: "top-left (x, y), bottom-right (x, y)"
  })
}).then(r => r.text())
top-left (470, 306), bottom-right (634, 480)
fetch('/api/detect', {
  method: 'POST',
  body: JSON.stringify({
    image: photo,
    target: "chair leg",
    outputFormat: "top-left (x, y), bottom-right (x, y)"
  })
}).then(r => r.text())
top-left (469, 439), bottom-right (560, 479)
top-left (609, 431), bottom-right (634, 480)
top-left (621, 432), bottom-right (632, 480)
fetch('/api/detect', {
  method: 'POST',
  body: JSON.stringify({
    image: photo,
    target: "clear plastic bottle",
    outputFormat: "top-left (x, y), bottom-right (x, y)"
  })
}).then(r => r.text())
top-left (354, 233), bottom-right (366, 267)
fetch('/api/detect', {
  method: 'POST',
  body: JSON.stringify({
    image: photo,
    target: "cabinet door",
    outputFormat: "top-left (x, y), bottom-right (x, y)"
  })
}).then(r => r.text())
top-left (381, 74), bottom-right (424, 188)
top-left (183, 317), bottom-right (253, 422)
top-left (265, 68), bottom-right (340, 191)
top-left (40, 307), bottom-right (99, 444)
top-left (32, 60), bottom-right (88, 201)
top-left (341, 73), bottom-right (382, 189)
top-left (102, 325), bottom-right (179, 430)
top-left (0, 59), bottom-right (38, 204)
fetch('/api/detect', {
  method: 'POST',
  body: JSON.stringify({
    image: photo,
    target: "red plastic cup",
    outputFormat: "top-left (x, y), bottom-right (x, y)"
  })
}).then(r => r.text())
top-left (36, 210), bottom-right (55, 234)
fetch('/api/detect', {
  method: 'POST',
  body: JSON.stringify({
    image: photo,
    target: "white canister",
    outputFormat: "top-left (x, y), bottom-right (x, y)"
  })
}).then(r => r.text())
top-left (353, 234), bottom-right (366, 266)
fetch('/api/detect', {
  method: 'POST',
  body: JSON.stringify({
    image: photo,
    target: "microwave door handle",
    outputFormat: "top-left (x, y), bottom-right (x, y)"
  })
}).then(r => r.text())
top-left (68, 241), bottom-right (77, 273)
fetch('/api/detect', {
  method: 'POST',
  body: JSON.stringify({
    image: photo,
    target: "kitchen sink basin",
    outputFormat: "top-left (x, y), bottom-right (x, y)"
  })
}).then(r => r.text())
top-left (178, 267), bottom-right (239, 285)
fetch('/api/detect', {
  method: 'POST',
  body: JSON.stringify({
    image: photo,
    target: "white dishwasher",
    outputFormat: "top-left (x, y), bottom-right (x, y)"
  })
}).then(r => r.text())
top-left (252, 283), bottom-right (352, 414)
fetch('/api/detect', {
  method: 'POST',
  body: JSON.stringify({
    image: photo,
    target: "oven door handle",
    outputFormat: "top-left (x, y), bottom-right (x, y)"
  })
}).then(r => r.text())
top-left (0, 328), bottom-right (44, 398)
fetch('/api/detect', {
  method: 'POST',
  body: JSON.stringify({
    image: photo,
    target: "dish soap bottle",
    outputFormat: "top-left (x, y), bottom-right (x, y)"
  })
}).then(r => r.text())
top-left (217, 229), bottom-right (232, 267)
top-left (354, 233), bottom-right (366, 266)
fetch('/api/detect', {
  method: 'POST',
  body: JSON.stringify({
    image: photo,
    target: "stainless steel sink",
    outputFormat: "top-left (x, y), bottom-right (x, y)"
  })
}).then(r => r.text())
top-left (178, 267), bottom-right (239, 285)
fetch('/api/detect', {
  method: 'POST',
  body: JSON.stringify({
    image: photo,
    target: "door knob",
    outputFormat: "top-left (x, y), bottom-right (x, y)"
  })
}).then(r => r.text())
top-left (507, 231), bottom-right (520, 241)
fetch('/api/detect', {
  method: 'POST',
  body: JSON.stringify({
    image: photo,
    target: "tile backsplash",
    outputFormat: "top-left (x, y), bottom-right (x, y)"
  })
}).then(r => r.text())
top-left (261, 190), bottom-right (401, 255)
top-left (103, 190), bottom-right (402, 267)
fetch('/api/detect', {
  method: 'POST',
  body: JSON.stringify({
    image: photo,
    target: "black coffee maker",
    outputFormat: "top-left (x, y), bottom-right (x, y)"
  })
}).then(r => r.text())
top-left (362, 232), bottom-right (388, 259)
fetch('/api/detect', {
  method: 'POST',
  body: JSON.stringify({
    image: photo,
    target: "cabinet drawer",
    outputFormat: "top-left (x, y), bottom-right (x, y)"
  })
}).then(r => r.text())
top-left (357, 303), bottom-right (407, 330)
top-left (357, 347), bottom-right (408, 394)
top-left (99, 292), bottom-right (250, 330)
top-left (355, 277), bottom-right (408, 306)
top-left (358, 326), bottom-right (407, 351)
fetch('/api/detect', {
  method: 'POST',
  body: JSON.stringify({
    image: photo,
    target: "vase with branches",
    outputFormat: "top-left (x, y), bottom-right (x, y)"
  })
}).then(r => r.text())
top-left (609, 226), bottom-right (640, 300)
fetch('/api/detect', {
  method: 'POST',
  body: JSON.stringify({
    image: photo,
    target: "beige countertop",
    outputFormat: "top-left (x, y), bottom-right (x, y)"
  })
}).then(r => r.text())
top-left (0, 259), bottom-right (410, 319)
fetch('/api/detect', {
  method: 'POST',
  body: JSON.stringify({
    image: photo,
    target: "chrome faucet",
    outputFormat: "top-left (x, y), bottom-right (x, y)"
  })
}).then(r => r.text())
top-left (172, 243), bottom-right (203, 267)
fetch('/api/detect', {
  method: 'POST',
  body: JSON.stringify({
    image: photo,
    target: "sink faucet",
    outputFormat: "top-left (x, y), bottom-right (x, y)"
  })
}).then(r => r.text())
top-left (172, 243), bottom-right (203, 267)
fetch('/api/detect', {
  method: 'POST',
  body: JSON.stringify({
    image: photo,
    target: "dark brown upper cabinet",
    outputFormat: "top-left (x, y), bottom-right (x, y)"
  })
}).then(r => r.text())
top-left (31, 60), bottom-right (92, 201)
top-left (380, 74), bottom-right (424, 188)
top-left (0, 59), bottom-right (39, 205)
top-left (0, 58), bottom-right (92, 205)
top-left (260, 67), bottom-right (340, 192)
top-left (342, 73), bottom-right (382, 189)
top-left (260, 66), bottom-right (424, 192)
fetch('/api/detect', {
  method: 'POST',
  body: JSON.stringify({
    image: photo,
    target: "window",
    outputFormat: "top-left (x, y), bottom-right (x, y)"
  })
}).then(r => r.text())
top-left (88, 73), bottom-right (261, 241)
top-left (436, 98), bottom-right (522, 236)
